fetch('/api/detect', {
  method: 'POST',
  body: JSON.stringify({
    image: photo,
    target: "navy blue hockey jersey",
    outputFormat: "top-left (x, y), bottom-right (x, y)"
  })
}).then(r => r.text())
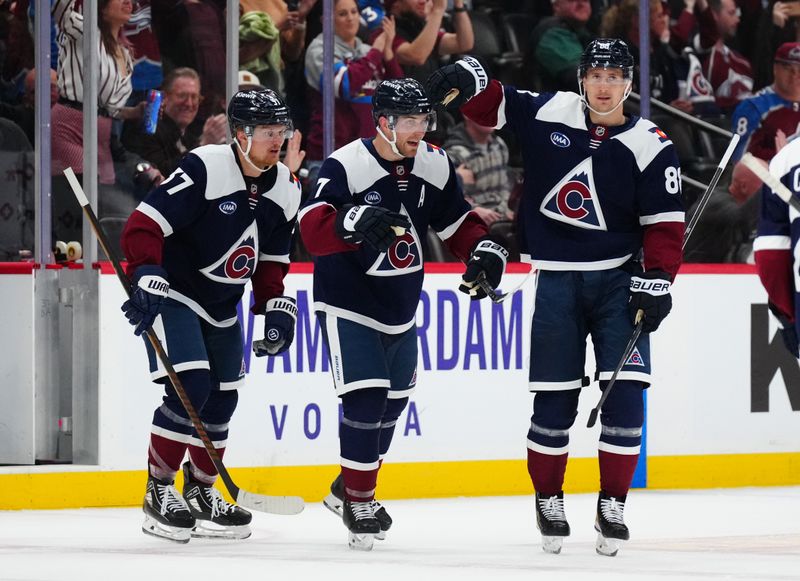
top-left (469, 87), bottom-right (685, 273)
top-left (127, 144), bottom-right (301, 326)
top-left (299, 138), bottom-right (473, 332)
top-left (754, 137), bottom-right (800, 329)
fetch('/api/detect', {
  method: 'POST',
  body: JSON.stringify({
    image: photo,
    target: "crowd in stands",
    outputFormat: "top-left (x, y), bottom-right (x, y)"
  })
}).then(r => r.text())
top-left (0, 0), bottom-right (799, 262)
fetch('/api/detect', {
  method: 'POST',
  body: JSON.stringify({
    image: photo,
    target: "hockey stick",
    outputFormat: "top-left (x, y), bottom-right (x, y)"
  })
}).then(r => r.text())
top-left (587, 134), bottom-right (740, 427)
top-left (586, 314), bottom-right (643, 428)
top-left (475, 270), bottom-right (532, 304)
top-left (683, 133), bottom-right (740, 248)
top-left (740, 152), bottom-right (800, 212)
top-left (63, 168), bottom-right (304, 516)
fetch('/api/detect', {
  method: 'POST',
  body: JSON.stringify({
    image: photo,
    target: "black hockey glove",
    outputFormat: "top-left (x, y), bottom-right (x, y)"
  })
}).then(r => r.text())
top-left (335, 204), bottom-right (412, 252)
top-left (254, 296), bottom-right (297, 357)
top-left (459, 239), bottom-right (508, 300)
top-left (121, 265), bottom-right (169, 336)
top-left (426, 56), bottom-right (489, 110)
top-left (628, 270), bottom-right (672, 333)
top-left (768, 303), bottom-right (799, 358)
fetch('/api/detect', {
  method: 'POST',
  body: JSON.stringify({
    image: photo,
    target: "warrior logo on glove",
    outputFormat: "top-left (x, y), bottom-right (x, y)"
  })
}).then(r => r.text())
top-left (254, 296), bottom-right (298, 356)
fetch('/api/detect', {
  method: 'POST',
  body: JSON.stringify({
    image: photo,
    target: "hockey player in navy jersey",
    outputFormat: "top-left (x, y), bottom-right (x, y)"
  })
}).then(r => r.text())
top-left (753, 137), bottom-right (800, 360)
top-left (298, 78), bottom-right (508, 551)
top-left (120, 89), bottom-right (302, 543)
top-left (428, 40), bottom-right (685, 556)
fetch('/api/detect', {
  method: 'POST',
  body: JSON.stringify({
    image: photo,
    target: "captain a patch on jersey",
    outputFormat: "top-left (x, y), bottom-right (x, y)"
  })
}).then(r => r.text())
top-left (540, 158), bottom-right (607, 230)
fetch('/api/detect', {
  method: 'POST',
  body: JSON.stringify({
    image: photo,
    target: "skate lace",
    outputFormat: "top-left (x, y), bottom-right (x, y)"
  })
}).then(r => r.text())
top-left (351, 501), bottom-right (374, 521)
top-left (539, 495), bottom-right (566, 522)
top-left (599, 497), bottom-right (625, 525)
top-left (205, 487), bottom-right (232, 518)
top-left (156, 483), bottom-right (189, 517)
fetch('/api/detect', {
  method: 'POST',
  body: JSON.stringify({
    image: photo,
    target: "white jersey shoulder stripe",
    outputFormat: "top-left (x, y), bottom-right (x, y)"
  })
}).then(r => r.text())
top-left (192, 144), bottom-right (247, 201)
top-left (768, 137), bottom-right (800, 182)
top-left (330, 139), bottom-right (389, 193)
top-left (535, 92), bottom-right (587, 130)
top-left (411, 141), bottom-right (451, 190)
top-left (612, 118), bottom-right (673, 172)
top-left (753, 235), bottom-right (791, 251)
top-left (271, 162), bottom-right (303, 222)
top-left (639, 211), bottom-right (686, 225)
top-left (137, 202), bottom-right (173, 237)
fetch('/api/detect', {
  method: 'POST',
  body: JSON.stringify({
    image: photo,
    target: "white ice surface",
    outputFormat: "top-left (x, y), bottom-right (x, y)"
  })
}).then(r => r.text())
top-left (1, 487), bottom-right (799, 581)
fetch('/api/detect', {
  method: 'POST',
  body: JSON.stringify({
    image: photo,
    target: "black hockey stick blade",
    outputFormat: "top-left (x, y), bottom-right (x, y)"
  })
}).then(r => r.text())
top-left (63, 168), bottom-right (304, 516)
top-left (587, 318), bottom-right (644, 428)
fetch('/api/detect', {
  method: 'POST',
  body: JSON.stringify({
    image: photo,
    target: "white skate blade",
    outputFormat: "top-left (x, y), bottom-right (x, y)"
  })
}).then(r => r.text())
top-left (142, 515), bottom-right (191, 544)
top-left (595, 532), bottom-right (622, 557)
top-left (323, 492), bottom-right (343, 517)
top-left (191, 520), bottom-right (251, 540)
top-left (541, 535), bottom-right (563, 554)
top-left (348, 532), bottom-right (375, 551)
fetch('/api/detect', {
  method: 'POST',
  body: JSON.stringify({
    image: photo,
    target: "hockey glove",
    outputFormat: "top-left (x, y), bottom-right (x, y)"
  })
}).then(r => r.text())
top-left (426, 56), bottom-right (489, 109)
top-left (121, 265), bottom-right (169, 336)
top-left (628, 270), bottom-right (672, 333)
top-left (335, 204), bottom-right (412, 252)
top-left (459, 239), bottom-right (508, 300)
top-left (768, 303), bottom-right (799, 358)
top-left (254, 296), bottom-right (297, 357)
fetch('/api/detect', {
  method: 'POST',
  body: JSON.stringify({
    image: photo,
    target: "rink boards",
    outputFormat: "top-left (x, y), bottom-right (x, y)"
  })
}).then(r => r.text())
top-left (1, 263), bottom-right (799, 509)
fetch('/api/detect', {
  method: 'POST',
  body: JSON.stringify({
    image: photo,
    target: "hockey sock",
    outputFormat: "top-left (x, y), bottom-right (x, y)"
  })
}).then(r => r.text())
top-left (526, 390), bottom-right (579, 495)
top-left (378, 397), bottom-right (408, 459)
top-left (598, 380), bottom-right (644, 497)
top-left (340, 388), bottom-right (388, 502)
top-left (148, 370), bottom-right (213, 480)
top-left (187, 389), bottom-right (239, 484)
top-left (527, 449), bottom-right (569, 496)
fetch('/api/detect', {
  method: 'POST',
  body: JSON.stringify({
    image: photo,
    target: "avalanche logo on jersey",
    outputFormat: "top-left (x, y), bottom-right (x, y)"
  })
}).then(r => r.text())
top-left (540, 158), bottom-right (607, 230)
top-left (625, 347), bottom-right (645, 367)
top-left (366, 206), bottom-right (422, 277)
top-left (200, 221), bottom-right (259, 284)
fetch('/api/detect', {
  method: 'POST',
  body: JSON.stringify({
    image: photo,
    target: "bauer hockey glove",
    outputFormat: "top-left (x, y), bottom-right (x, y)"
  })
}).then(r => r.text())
top-left (335, 204), bottom-right (412, 252)
top-left (254, 296), bottom-right (297, 357)
top-left (628, 270), bottom-right (672, 333)
top-left (459, 239), bottom-right (508, 300)
top-left (768, 303), bottom-right (799, 358)
top-left (121, 265), bottom-right (169, 336)
top-left (426, 56), bottom-right (488, 109)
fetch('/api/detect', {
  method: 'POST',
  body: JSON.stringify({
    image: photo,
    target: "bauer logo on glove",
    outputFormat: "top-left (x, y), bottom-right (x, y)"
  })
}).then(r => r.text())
top-left (426, 56), bottom-right (488, 110)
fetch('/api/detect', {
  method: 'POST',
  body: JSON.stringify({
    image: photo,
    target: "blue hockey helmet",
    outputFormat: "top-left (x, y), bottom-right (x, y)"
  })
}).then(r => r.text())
top-left (578, 38), bottom-right (634, 80)
top-left (227, 89), bottom-right (293, 136)
top-left (372, 78), bottom-right (436, 129)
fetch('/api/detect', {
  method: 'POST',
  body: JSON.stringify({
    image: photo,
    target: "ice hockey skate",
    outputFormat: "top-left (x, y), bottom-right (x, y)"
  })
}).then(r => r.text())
top-left (594, 491), bottom-right (630, 557)
top-left (182, 462), bottom-right (252, 540)
top-left (141, 473), bottom-right (195, 543)
top-left (342, 498), bottom-right (381, 551)
top-left (535, 491), bottom-right (571, 554)
top-left (323, 473), bottom-right (393, 540)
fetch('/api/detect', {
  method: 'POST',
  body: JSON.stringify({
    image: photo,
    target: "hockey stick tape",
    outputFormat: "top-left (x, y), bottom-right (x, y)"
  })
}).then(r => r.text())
top-left (741, 152), bottom-right (800, 211)
top-left (64, 167), bottom-right (90, 207)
